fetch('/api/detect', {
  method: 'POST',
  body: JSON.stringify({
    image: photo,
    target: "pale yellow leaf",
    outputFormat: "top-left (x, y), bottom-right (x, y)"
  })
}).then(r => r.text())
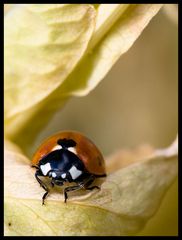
top-left (4, 4), bottom-right (162, 152)
top-left (5, 4), bottom-right (96, 120)
top-left (4, 137), bottom-right (178, 236)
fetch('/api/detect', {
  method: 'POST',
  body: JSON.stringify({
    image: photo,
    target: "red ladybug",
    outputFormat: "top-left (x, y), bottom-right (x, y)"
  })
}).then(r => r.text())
top-left (32, 131), bottom-right (106, 205)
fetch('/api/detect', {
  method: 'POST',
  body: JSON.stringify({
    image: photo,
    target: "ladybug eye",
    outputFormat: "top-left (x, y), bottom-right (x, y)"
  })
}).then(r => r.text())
top-left (57, 138), bottom-right (76, 149)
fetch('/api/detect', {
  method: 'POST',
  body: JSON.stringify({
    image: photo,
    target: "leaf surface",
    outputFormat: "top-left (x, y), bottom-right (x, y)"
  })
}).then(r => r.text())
top-left (4, 4), bottom-right (162, 150)
top-left (4, 137), bottom-right (178, 236)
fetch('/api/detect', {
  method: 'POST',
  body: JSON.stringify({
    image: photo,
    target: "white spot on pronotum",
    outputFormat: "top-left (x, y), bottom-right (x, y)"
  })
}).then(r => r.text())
top-left (61, 173), bottom-right (66, 179)
top-left (69, 165), bottom-right (82, 180)
top-left (51, 145), bottom-right (62, 151)
top-left (68, 147), bottom-right (77, 155)
top-left (40, 163), bottom-right (51, 176)
top-left (52, 172), bottom-right (57, 178)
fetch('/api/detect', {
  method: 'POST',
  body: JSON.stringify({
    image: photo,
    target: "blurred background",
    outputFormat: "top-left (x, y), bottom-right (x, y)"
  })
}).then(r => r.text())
top-left (31, 5), bottom-right (178, 236)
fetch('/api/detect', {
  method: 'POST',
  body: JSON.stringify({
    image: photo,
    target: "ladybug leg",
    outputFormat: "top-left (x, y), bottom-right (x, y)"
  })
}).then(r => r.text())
top-left (42, 191), bottom-right (49, 205)
top-left (35, 170), bottom-right (49, 205)
top-left (85, 185), bottom-right (100, 190)
top-left (51, 181), bottom-right (54, 188)
top-left (31, 165), bottom-right (39, 170)
top-left (64, 185), bottom-right (83, 203)
top-left (63, 175), bottom-right (100, 203)
top-left (84, 173), bottom-right (107, 190)
top-left (52, 179), bottom-right (64, 186)
top-left (83, 174), bottom-right (100, 191)
top-left (35, 170), bottom-right (48, 190)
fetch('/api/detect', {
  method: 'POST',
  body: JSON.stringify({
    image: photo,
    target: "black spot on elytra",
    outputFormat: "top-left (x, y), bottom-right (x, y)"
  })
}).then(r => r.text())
top-left (8, 222), bottom-right (11, 226)
top-left (57, 138), bottom-right (76, 149)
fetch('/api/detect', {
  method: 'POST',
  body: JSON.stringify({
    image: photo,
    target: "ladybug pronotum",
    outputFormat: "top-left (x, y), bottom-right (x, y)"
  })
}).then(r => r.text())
top-left (32, 131), bottom-right (107, 204)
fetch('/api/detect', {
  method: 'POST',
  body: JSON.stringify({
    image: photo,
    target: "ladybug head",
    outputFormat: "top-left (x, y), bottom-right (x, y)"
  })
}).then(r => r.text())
top-left (57, 138), bottom-right (76, 149)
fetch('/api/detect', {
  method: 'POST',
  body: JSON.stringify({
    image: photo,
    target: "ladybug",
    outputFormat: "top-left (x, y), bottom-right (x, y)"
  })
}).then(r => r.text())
top-left (32, 131), bottom-right (107, 205)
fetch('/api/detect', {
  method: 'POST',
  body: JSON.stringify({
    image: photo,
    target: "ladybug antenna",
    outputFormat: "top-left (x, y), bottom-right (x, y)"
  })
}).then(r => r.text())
top-left (57, 138), bottom-right (76, 149)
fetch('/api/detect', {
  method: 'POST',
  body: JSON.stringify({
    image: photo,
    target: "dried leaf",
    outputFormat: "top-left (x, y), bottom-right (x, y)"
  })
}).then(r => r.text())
top-left (4, 4), bottom-right (162, 151)
top-left (59, 4), bottom-right (163, 96)
top-left (5, 4), bottom-right (96, 120)
top-left (4, 137), bottom-right (178, 236)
